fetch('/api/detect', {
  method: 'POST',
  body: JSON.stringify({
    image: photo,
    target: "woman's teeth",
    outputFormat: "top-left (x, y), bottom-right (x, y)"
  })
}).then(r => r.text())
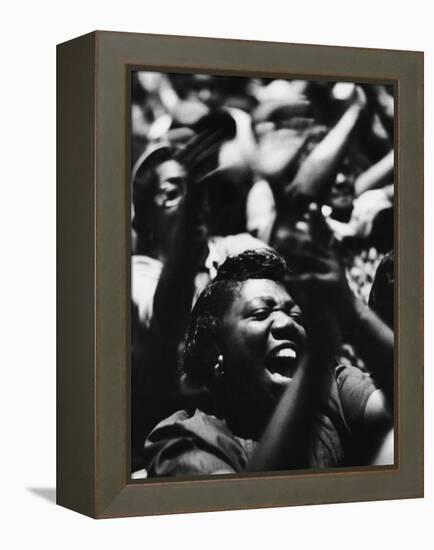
top-left (275, 348), bottom-right (296, 359)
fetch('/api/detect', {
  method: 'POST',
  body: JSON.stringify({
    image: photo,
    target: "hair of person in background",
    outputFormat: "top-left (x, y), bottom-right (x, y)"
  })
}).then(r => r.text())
top-left (368, 250), bottom-right (394, 329)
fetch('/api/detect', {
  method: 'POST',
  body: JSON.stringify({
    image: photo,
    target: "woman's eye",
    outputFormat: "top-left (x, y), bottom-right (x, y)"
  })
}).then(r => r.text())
top-left (251, 309), bottom-right (270, 320)
top-left (155, 183), bottom-right (183, 208)
top-left (289, 311), bottom-right (303, 324)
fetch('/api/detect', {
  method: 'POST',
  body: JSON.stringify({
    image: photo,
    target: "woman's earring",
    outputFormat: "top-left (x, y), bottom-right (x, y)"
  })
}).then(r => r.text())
top-left (214, 354), bottom-right (224, 378)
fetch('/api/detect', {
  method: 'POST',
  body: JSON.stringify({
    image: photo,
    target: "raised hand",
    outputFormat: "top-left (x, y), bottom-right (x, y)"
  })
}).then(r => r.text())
top-left (255, 128), bottom-right (311, 186)
top-left (274, 204), bottom-right (351, 331)
top-left (175, 110), bottom-right (237, 188)
top-left (281, 86), bottom-right (367, 218)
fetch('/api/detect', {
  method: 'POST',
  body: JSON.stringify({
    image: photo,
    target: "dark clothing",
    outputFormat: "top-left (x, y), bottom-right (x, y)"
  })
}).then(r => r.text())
top-left (143, 365), bottom-right (377, 477)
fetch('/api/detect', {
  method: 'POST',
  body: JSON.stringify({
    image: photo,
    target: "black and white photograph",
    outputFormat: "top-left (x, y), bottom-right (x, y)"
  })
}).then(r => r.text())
top-left (4, 0), bottom-right (429, 541)
top-left (130, 71), bottom-right (395, 479)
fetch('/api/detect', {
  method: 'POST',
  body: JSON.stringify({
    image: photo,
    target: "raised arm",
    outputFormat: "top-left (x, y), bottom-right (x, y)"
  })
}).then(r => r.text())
top-left (279, 204), bottom-right (394, 406)
top-left (267, 206), bottom-right (393, 466)
top-left (149, 116), bottom-right (236, 389)
top-left (247, 310), bottom-right (339, 471)
top-left (354, 149), bottom-right (394, 197)
top-left (148, 189), bottom-right (206, 385)
top-left (132, 134), bottom-right (218, 464)
top-left (338, 287), bottom-right (394, 406)
top-left (362, 84), bottom-right (394, 140)
top-left (282, 88), bottom-right (366, 211)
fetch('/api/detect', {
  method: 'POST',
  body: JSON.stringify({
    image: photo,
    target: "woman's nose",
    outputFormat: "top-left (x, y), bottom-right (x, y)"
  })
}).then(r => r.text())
top-left (270, 311), bottom-right (294, 337)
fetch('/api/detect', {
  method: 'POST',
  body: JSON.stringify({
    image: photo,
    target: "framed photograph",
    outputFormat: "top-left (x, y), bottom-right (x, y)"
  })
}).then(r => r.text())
top-left (57, 31), bottom-right (423, 518)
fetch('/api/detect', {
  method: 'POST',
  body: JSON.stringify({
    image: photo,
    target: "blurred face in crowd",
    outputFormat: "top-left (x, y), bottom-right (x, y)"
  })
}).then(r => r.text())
top-left (151, 159), bottom-right (186, 253)
top-left (188, 75), bottom-right (226, 108)
top-left (220, 278), bottom-right (307, 398)
top-left (328, 170), bottom-right (356, 222)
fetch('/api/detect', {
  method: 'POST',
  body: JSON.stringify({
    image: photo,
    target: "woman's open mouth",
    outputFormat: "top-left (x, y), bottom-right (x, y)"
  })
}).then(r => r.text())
top-left (265, 344), bottom-right (299, 383)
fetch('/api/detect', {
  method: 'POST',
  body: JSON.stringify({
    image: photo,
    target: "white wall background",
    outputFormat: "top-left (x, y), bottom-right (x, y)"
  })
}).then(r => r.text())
top-left (1, 0), bottom-right (432, 547)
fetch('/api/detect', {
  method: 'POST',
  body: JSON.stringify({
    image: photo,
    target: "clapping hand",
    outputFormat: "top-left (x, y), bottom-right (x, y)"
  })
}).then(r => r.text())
top-left (275, 204), bottom-right (351, 347)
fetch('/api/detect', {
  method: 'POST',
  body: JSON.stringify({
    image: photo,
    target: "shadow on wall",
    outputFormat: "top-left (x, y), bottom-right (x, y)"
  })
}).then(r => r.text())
top-left (27, 488), bottom-right (56, 504)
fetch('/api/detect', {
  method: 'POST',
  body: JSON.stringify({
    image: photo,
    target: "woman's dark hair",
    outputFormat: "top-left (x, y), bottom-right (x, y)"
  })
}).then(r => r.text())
top-left (182, 248), bottom-right (288, 388)
top-left (131, 145), bottom-right (181, 249)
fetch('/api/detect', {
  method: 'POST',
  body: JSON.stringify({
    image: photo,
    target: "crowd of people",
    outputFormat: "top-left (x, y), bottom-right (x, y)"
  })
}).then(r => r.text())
top-left (130, 71), bottom-right (395, 477)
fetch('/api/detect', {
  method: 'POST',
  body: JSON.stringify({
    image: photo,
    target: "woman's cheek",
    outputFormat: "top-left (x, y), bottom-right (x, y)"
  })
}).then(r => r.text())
top-left (297, 326), bottom-right (308, 353)
top-left (246, 322), bottom-right (270, 354)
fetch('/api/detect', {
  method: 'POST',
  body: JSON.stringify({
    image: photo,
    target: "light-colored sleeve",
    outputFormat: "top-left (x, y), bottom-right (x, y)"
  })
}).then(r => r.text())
top-left (131, 255), bottom-right (162, 329)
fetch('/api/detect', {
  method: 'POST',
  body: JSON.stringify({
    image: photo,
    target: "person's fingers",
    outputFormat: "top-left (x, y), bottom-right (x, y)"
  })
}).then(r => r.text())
top-left (306, 202), bottom-right (333, 246)
top-left (274, 222), bottom-right (328, 260)
top-left (190, 140), bottom-right (223, 174)
top-left (283, 273), bottom-right (340, 327)
top-left (288, 239), bottom-right (325, 263)
top-left (179, 127), bottom-right (226, 166)
top-left (177, 127), bottom-right (220, 161)
top-left (274, 228), bottom-right (318, 259)
top-left (179, 110), bottom-right (236, 166)
top-left (193, 109), bottom-right (237, 138)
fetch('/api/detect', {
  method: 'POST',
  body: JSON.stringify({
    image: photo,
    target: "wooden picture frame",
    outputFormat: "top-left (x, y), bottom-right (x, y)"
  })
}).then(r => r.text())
top-left (57, 30), bottom-right (423, 518)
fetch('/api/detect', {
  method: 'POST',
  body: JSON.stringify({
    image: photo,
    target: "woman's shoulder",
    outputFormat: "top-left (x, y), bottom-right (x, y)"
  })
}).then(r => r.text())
top-left (148, 409), bottom-right (234, 442)
top-left (333, 364), bottom-right (378, 430)
top-left (144, 409), bottom-right (254, 476)
top-left (334, 364), bottom-right (374, 392)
